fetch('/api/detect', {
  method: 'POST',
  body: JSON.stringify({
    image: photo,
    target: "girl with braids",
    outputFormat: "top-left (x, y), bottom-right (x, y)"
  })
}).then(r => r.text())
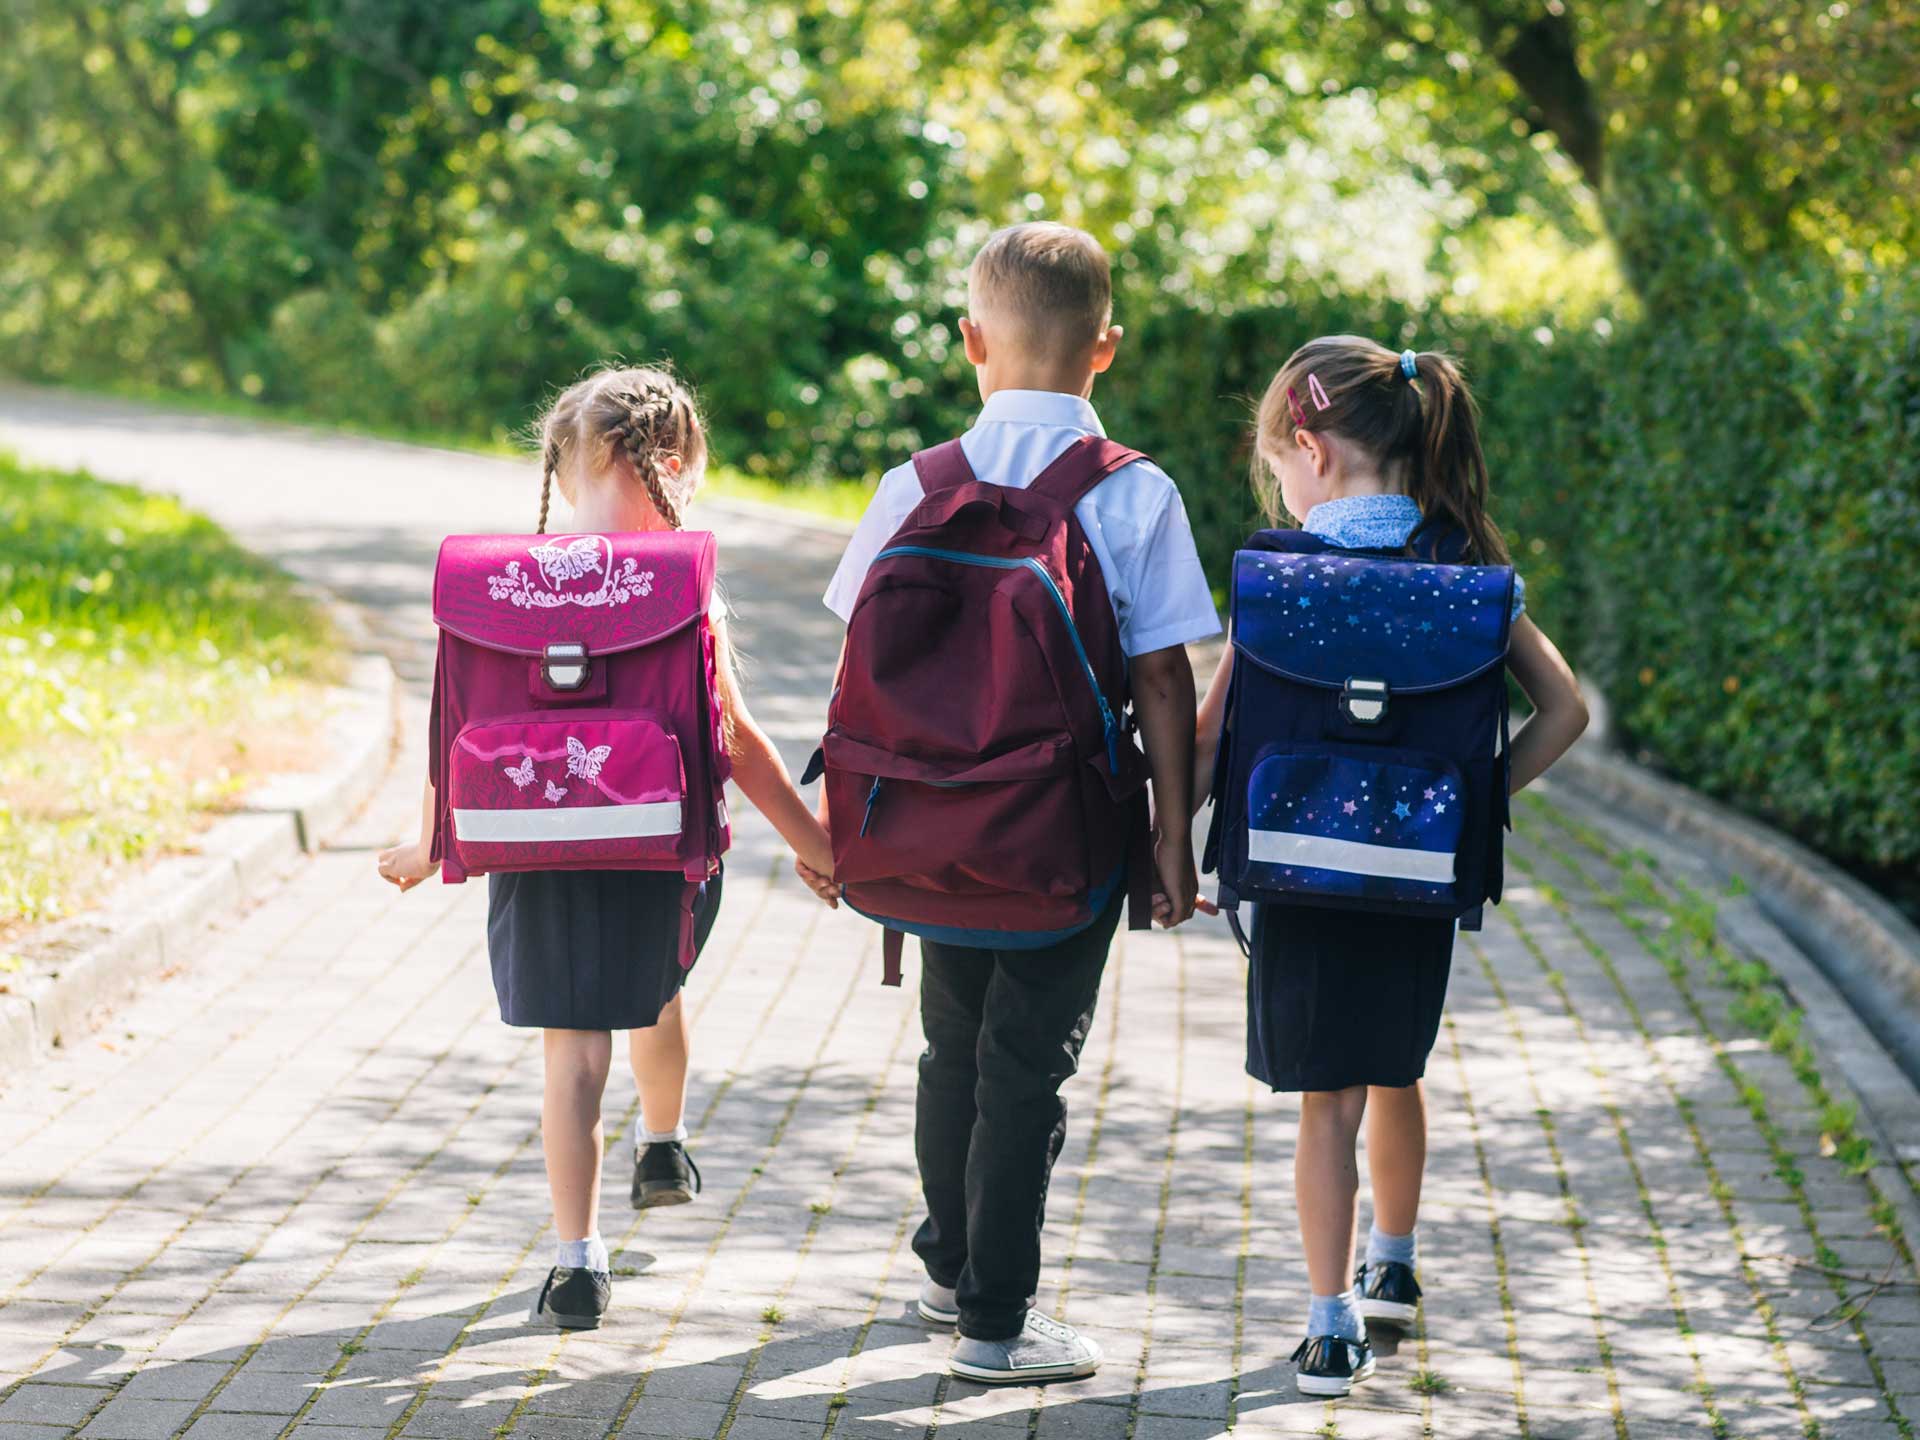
top-left (1192, 337), bottom-right (1587, 1395)
top-left (377, 365), bottom-right (834, 1329)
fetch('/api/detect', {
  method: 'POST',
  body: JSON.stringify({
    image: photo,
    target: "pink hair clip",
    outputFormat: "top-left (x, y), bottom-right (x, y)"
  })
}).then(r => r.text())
top-left (1285, 373), bottom-right (1333, 429)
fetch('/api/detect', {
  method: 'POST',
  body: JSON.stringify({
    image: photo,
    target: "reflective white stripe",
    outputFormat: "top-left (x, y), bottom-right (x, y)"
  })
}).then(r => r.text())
top-left (454, 801), bottom-right (682, 843)
top-left (1249, 828), bottom-right (1455, 883)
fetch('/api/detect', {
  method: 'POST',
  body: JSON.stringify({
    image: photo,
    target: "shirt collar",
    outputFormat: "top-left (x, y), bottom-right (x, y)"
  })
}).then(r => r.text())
top-left (974, 388), bottom-right (1106, 437)
top-left (1302, 493), bottom-right (1424, 549)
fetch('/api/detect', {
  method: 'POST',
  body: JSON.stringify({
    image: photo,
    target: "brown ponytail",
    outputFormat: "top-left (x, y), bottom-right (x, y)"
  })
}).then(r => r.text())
top-left (1252, 335), bottom-right (1509, 565)
top-left (1407, 351), bottom-right (1507, 565)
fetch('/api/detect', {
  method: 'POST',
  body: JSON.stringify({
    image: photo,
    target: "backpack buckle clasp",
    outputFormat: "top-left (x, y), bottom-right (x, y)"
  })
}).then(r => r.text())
top-left (543, 642), bottom-right (590, 692)
top-left (1341, 677), bottom-right (1389, 725)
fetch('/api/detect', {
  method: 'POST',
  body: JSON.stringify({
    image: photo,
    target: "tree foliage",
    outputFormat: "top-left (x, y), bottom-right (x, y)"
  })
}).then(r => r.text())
top-left (1, 0), bottom-right (1915, 874)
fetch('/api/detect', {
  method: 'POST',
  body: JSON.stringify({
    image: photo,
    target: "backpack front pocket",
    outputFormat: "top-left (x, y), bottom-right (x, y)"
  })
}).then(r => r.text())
top-left (1238, 744), bottom-right (1465, 911)
top-left (448, 712), bottom-right (686, 874)
top-left (823, 729), bottom-right (1090, 899)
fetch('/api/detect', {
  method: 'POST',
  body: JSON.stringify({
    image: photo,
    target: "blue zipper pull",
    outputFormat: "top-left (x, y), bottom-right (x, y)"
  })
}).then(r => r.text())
top-left (1098, 698), bottom-right (1120, 774)
top-left (860, 776), bottom-right (883, 837)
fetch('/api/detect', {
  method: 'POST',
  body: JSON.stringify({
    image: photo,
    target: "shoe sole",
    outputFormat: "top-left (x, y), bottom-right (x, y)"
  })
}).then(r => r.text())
top-left (949, 1356), bottom-right (1100, 1385)
top-left (1295, 1355), bottom-right (1375, 1398)
top-left (917, 1299), bottom-right (960, 1325)
top-left (1359, 1298), bottom-right (1419, 1330)
top-left (529, 1295), bottom-right (605, 1330)
top-left (633, 1183), bottom-right (694, 1210)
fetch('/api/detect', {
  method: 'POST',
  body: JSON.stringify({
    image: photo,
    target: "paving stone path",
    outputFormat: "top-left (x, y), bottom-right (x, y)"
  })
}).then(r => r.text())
top-left (3, 388), bottom-right (1919, 1440)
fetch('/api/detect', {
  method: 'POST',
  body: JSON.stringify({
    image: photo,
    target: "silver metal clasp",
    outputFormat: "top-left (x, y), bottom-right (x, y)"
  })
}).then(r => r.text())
top-left (543, 642), bottom-right (590, 692)
top-left (1341, 677), bottom-right (1389, 725)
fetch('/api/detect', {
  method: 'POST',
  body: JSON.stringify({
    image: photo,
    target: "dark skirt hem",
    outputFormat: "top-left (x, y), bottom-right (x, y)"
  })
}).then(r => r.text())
top-left (487, 867), bottom-right (722, 1031)
top-left (1246, 900), bottom-right (1454, 1093)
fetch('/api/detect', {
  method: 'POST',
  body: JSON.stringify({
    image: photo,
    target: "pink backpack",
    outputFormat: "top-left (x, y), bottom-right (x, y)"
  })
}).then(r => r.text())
top-left (428, 530), bottom-right (730, 965)
top-left (807, 436), bottom-right (1154, 984)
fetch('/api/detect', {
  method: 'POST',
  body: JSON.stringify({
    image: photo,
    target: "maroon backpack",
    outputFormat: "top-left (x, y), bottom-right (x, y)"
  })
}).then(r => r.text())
top-left (428, 530), bottom-right (731, 967)
top-left (807, 436), bottom-right (1154, 983)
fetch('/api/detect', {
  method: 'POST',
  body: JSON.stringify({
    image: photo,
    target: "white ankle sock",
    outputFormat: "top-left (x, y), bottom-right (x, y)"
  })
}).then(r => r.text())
top-left (557, 1234), bottom-right (609, 1274)
top-left (1366, 1224), bottom-right (1417, 1270)
top-left (1306, 1289), bottom-right (1363, 1342)
top-left (642, 1122), bottom-right (688, 1145)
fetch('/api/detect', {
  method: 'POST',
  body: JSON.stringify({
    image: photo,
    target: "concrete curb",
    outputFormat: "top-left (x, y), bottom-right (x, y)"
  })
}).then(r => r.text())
top-left (0, 600), bottom-right (398, 1077)
top-left (1554, 694), bottom-right (1920, 1096)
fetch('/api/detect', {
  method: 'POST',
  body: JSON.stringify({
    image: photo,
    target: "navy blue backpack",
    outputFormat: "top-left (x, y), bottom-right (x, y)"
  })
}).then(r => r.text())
top-left (1202, 523), bottom-right (1515, 951)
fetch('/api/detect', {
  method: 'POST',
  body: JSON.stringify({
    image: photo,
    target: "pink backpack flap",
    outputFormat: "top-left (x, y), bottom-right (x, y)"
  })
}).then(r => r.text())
top-left (429, 530), bottom-right (730, 962)
top-left (807, 436), bottom-right (1155, 985)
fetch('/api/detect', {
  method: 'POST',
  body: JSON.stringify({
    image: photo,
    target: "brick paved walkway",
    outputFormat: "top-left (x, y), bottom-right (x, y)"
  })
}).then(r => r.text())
top-left (3, 389), bottom-right (1919, 1440)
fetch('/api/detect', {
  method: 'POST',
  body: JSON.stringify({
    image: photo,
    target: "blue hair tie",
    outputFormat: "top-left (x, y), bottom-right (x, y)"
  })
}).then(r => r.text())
top-left (1400, 349), bottom-right (1419, 380)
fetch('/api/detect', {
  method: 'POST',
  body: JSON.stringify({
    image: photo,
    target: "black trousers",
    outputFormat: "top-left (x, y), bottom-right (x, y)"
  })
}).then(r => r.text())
top-left (911, 896), bottom-right (1123, 1340)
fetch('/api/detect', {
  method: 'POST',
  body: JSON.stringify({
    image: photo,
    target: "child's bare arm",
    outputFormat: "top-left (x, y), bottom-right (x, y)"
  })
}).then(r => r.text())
top-left (377, 778), bottom-right (440, 891)
top-left (1505, 616), bottom-right (1589, 793)
top-left (717, 621), bottom-right (836, 882)
top-left (1191, 645), bottom-right (1234, 816)
top-left (1129, 643), bottom-right (1199, 927)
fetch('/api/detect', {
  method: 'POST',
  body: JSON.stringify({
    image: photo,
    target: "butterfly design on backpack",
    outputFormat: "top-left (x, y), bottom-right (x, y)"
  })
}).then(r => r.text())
top-left (503, 756), bottom-right (537, 789)
top-left (544, 780), bottom-right (569, 804)
top-left (566, 736), bottom-right (612, 783)
top-left (486, 535), bottom-right (654, 609)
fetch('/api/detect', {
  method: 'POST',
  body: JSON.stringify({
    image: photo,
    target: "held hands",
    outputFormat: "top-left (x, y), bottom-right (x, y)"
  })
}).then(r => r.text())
top-left (793, 801), bottom-right (840, 908)
top-left (376, 840), bottom-right (439, 892)
top-left (1149, 825), bottom-right (1198, 929)
top-left (794, 857), bottom-right (840, 909)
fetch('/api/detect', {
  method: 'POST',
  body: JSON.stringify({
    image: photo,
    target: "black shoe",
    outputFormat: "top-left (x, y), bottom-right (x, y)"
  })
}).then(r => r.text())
top-left (632, 1140), bottom-right (702, 1209)
top-left (1355, 1260), bottom-right (1423, 1332)
top-left (1291, 1333), bottom-right (1375, 1397)
top-left (531, 1266), bottom-right (610, 1330)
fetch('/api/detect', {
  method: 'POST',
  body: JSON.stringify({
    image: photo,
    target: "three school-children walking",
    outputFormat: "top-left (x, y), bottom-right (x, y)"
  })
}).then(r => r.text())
top-left (376, 220), bottom-right (1588, 1397)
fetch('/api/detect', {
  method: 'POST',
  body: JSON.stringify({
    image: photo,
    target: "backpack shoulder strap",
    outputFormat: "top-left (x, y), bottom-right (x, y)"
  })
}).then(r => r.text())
top-left (1243, 526), bottom-right (1330, 555)
top-left (910, 439), bottom-right (977, 495)
top-left (1025, 436), bottom-right (1145, 515)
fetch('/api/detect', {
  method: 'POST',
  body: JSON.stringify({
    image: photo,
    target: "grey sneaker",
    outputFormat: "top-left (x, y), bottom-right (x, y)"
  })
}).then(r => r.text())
top-left (950, 1311), bottom-right (1101, 1385)
top-left (917, 1277), bottom-right (959, 1325)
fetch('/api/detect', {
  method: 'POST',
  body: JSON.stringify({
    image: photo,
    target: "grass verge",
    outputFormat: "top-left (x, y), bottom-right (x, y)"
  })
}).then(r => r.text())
top-left (0, 452), bottom-right (340, 945)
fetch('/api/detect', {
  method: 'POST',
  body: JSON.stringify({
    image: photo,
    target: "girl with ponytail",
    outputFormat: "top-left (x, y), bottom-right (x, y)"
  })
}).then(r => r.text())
top-left (377, 364), bottom-right (833, 1330)
top-left (1194, 336), bottom-right (1588, 1395)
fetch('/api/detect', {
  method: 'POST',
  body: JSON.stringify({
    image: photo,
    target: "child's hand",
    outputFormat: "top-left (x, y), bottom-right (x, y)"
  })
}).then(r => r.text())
top-left (376, 841), bottom-right (438, 892)
top-left (1152, 889), bottom-right (1221, 925)
top-left (793, 858), bottom-right (840, 909)
top-left (1152, 829), bottom-right (1198, 928)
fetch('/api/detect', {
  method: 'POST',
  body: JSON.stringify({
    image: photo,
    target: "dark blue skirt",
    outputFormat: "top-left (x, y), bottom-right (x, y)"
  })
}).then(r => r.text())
top-left (487, 868), bottom-right (722, 1030)
top-left (1247, 902), bottom-right (1453, 1093)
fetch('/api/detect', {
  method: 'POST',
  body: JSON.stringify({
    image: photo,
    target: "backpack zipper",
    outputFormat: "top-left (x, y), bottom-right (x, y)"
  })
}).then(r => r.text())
top-left (861, 776), bottom-right (883, 836)
top-left (874, 546), bottom-right (1122, 773)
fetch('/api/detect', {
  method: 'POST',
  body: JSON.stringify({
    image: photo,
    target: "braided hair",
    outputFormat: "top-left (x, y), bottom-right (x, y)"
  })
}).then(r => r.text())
top-left (607, 383), bottom-right (686, 530)
top-left (531, 364), bottom-right (707, 533)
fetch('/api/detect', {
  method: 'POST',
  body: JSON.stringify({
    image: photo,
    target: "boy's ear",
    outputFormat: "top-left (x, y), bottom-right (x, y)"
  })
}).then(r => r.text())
top-left (959, 315), bottom-right (988, 366)
top-left (1088, 324), bottom-right (1123, 375)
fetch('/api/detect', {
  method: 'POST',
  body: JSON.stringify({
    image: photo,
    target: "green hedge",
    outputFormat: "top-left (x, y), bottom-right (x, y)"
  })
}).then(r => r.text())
top-left (1093, 275), bottom-right (1919, 879)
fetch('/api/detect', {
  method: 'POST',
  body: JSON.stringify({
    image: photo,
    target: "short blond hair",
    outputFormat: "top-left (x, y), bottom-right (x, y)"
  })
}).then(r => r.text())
top-left (967, 222), bottom-right (1113, 364)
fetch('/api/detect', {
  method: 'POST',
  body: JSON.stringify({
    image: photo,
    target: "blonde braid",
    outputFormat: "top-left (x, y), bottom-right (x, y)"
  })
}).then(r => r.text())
top-left (611, 385), bottom-right (685, 530)
top-left (537, 436), bottom-right (560, 533)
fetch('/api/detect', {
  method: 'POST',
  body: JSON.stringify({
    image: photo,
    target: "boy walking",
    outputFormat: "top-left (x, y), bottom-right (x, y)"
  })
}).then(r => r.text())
top-left (812, 223), bottom-right (1220, 1382)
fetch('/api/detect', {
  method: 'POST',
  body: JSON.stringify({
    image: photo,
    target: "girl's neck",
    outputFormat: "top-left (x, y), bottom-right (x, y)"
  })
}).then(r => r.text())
top-left (1323, 469), bottom-right (1400, 502)
top-left (565, 475), bottom-right (675, 533)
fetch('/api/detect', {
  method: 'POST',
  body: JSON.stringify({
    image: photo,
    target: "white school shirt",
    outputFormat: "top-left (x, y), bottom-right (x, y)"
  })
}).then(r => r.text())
top-left (822, 389), bottom-right (1222, 656)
